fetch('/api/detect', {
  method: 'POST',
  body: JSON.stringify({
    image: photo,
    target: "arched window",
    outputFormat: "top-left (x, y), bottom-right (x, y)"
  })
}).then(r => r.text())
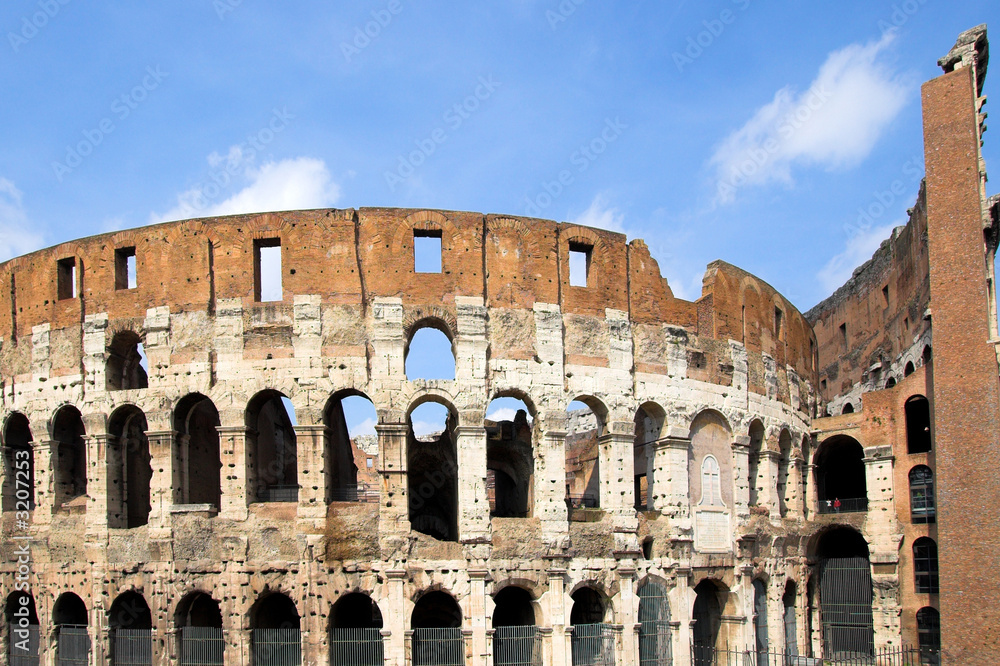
top-left (565, 398), bottom-right (606, 511)
top-left (325, 392), bottom-right (378, 503)
top-left (176, 592), bottom-right (223, 666)
top-left (173, 394), bottom-right (222, 508)
top-left (2, 413), bottom-right (34, 512)
top-left (814, 527), bottom-right (873, 657)
top-left (841, 403), bottom-right (855, 415)
top-left (905, 396), bottom-right (932, 454)
top-left (53, 592), bottom-right (90, 666)
top-left (885, 377), bottom-right (896, 389)
top-left (52, 406), bottom-right (87, 510)
top-left (329, 593), bottom-right (384, 664)
top-left (638, 581), bottom-right (672, 666)
top-left (107, 406), bottom-right (152, 528)
top-left (778, 429), bottom-right (792, 517)
top-left (782, 581), bottom-right (798, 656)
top-left (747, 420), bottom-right (765, 508)
top-left (5, 591), bottom-right (39, 665)
top-left (753, 579), bottom-right (768, 660)
top-left (405, 323), bottom-right (455, 380)
top-left (814, 436), bottom-right (868, 513)
top-left (246, 391), bottom-right (298, 503)
top-left (916, 607), bottom-right (940, 660)
top-left (699, 456), bottom-right (722, 507)
top-left (486, 397), bottom-right (534, 518)
top-left (493, 587), bottom-right (540, 666)
top-left (633, 403), bottom-right (666, 512)
top-left (250, 593), bottom-right (301, 666)
top-left (692, 580), bottom-right (725, 664)
top-left (904, 361), bottom-right (915, 377)
top-left (909, 466), bottom-right (935, 524)
top-left (913, 538), bottom-right (939, 594)
top-left (109, 591), bottom-right (152, 666)
top-left (106, 331), bottom-right (148, 391)
top-left (411, 591), bottom-right (463, 666)
top-left (408, 400), bottom-right (458, 541)
top-left (570, 587), bottom-right (613, 666)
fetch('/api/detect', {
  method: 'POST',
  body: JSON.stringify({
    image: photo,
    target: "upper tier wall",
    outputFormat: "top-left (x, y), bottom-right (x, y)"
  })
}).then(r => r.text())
top-left (0, 207), bottom-right (817, 383)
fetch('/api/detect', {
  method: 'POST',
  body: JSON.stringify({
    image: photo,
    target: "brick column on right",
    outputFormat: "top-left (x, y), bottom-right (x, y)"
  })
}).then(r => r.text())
top-left (922, 26), bottom-right (999, 663)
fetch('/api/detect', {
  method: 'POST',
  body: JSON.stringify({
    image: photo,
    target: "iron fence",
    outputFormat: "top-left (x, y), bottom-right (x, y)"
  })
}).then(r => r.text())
top-left (252, 628), bottom-right (302, 666)
top-left (566, 494), bottom-right (599, 509)
top-left (412, 627), bottom-right (465, 665)
top-left (180, 626), bottom-right (225, 666)
top-left (494, 625), bottom-right (542, 666)
top-left (113, 628), bottom-right (152, 665)
top-left (9, 623), bottom-right (39, 666)
top-left (56, 625), bottom-right (90, 666)
top-left (691, 644), bottom-right (937, 666)
top-left (818, 497), bottom-right (868, 514)
top-left (329, 484), bottom-right (380, 503)
top-left (260, 484), bottom-right (300, 502)
top-left (571, 623), bottom-right (615, 666)
top-left (330, 627), bottom-right (384, 665)
top-left (639, 620), bottom-right (672, 666)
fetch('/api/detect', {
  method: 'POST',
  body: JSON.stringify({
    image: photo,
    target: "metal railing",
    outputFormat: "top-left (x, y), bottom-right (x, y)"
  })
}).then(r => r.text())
top-left (692, 644), bottom-right (937, 666)
top-left (412, 627), bottom-right (465, 666)
top-left (180, 626), bottom-right (225, 666)
top-left (9, 623), bottom-right (39, 666)
top-left (259, 485), bottom-right (300, 503)
top-left (56, 625), bottom-right (90, 666)
top-left (330, 627), bottom-right (384, 665)
top-left (571, 623), bottom-right (615, 666)
top-left (113, 628), bottom-right (152, 665)
top-left (329, 484), bottom-right (380, 503)
top-left (494, 625), bottom-right (542, 666)
top-left (639, 620), bottom-right (672, 666)
top-left (252, 628), bottom-right (302, 666)
top-left (818, 497), bottom-right (868, 514)
top-left (566, 494), bottom-right (599, 509)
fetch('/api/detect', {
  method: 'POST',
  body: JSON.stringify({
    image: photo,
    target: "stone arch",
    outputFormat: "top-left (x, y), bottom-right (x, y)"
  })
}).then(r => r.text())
top-left (2, 411), bottom-right (34, 512)
top-left (747, 419), bottom-right (766, 508)
top-left (689, 410), bottom-right (733, 513)
top-left (107, 404), bottom-right (152, 528)
top-left (51, 405), bottom-right (87, 510)
top-left (485, 394), bottom-right (535, 518)
top-left (106, 329), bottom-right (148, 391)
top-left (245, 389), bottom-right (298, 503)
top-left (406, 395), bottom-right (459, 541)
top-left (324, 388), bottom-right (378, 503)
top-left (173, 394), bottom-right (222, 508)
top-left (777, 428), bottom-right (793, 517)
top-left (404, 316), bottom-right (457, 381)
top-left (808, 526), bottom-right (873, 657)
top-left (813, 435), bottom-right (867, 513)
top-left (633, 401), bottom-right (667, 511)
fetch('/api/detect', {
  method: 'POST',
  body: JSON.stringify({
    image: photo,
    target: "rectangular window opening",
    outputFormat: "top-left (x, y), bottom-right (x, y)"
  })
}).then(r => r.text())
top-left (839, 323), bottom-right (848, 348)
top-left (568, 242), bottom-right (592, 287)
top-left (413, 229), bottom-right (443, 273)
top-left (881, 284), bottom-right (890, 307)
top-left (774, 306), bottom-right (784, 340)
top-left (57, 257), bottom-right (77, 300)
top-left (254, 239), bottom-right (283, 302)
top-left (115, 247), bottom-right (137, 290)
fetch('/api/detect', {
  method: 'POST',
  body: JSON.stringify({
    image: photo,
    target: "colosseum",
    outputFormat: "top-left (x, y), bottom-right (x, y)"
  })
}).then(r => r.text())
top-left (0, 24), bottom-right (996, 666)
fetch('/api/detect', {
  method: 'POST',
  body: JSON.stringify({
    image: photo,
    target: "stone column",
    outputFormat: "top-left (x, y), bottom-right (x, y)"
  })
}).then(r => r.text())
top-left (617, 565), bottom-right (637, 666)
top-left (785, 458), bottom-right (804, 519)
top-left (731, 439), bottom-right (750, 520)
top-left (536, 421), bottom-right (568, 549)
top-left (758, 450), bottom-right (780, 519)
top-left (377, 423), bottom-right (410, 552)
top-left (145, 430), bottom-right (175, 532)
top-left (601, 426), bottom-right (639, 554)
top-left (672, 572), bottom-right (693, 666)
top-left (468, 569), bottom-right (488, 666)
top-left (804, 464), bottom-right (818, 519)
top-left (455, 423), bottom-right (490, 544)
top-left (294, 424), bottom-right (326, 521)
top-left (652, 436), bottom-right (690, 519)
top-left (216, 425), bottom-right (249, 520)
top-left (85, 434), bottom-right (110, 536)
top-left (385, 570), bottom-right (407, 666)
top-left (546, 567), bottom-right (568, 666)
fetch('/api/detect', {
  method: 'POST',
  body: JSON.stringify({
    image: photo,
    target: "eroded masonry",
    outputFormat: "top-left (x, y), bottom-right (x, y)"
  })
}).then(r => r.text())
top-left (1, 24), bottom-right (997, 666)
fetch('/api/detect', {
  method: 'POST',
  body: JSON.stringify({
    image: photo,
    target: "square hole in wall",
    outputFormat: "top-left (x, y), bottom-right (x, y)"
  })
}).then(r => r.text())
top-left (254, 238), bottom-right (282, 302)
top-left (569, 242), bottom-right (592, 287)
top-left (414, 229), bottom-right (442, 273)
top-left (57, 257), bottom-right (77, 300)
top-left (115, 247), bottom-right (137, 290)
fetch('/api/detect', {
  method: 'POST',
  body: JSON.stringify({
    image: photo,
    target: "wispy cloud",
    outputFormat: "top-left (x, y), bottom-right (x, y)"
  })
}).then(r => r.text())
top-left (150, 153), bottom-right (341, 224)
top-left (711, 31), bottom-right (910, 204)
top-left (349, 416), bottom-right (377, 438)
top-left (817, 221), bottom-right (897, 295)
top-left (0, 178), bottom-right (44, 261)
top-left (569, 193), bottom-right (626, 234)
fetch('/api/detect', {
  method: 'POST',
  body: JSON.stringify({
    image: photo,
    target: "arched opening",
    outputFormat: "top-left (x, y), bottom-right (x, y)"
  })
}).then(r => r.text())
top-left (778, 429), bottom-right (792, 517)
top-left (814, 436), bottom-right (867, 513)
top-left (753, 579), bottom-right (769, 660)
top-left (916, 607), bottom-right (940, 661)
top-left (565, 398), bottom-right (606, 511)
top-left (747, 420), bottom-right (765, 509)
top-left (493, 587), bottom-right (540, 666)
top-left (641, 537), bottom-right (654, 560)
top-left (408, 399), bottom-right (458, 541)
top-left (109, 591), bottom-right (152, 666)
top-left (913, 538), bottom-right (939, 594)
top-left (905, 396), bottom-right (932, 454)
top-left (922, 346), bottom-right (932, 363)
top-left (2, 413), bottom-right (34, 512)
top-left (176, 592), bottom-right (223, 666)
top-left (633, 402), bottom-right (665, 512)
top-left (486, 397), bottom-right (534, 518)
top-left (106, 331), bottom-right (148, 391)
top-left (782, 581), bottom-right (798, 656)
top-left (246, 391), bottom-right (298, 503)
top-left (250, 593), bottom-right (301, 666)
top-left (325, 391), bottom-right (378, 503)
top-left (638, 580), bottom-right (671, 666)
top-left (570, 586), bottom-right (614, 666)
top-left (329, 593), bottom-right (384, 665)
top-left (6, 591), bottom-right (39, 666)
top-left (813, 527), bottom-right (873, 658)
top-left (405, 323), bottom-right (456, 381)
top-left (885, 377), bottom-right (896, 389)
top-left (841, 403), bottom-right (854, 415)
top-left (909, 466), bottom-right (935, 524)
top-left (173, 395), bottom-right (222, 508)
top-left (107, 406), bottom-right (152, 528)
top-left (411, 591), bottom-right (463, 666)
top-left (904, 361), bottom-right (915, 377)
top-left (692, 580), bottom-right (725, 665)
top-left (52, 406), bottom-right (87, 510)
top-left (53, 592), bottom-right (90, 666)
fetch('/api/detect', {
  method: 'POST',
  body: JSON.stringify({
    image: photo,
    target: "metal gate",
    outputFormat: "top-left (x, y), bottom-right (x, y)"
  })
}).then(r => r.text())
top-left (252, 628), bottom-right (302, 666)
top-left (329, 627), bottom-right (384, 665)
top-left (494, 625), bottom-right (542, 666)
top-left (8, 623), bottom-right (39, 666)
top-left (56, 625), bottom-right (90, 666)
top-left (113, 628), bottom-right (152, 665)
top-left (753, 581), bottom-right (769, 666)
top-left (180, 626), bottom-right (225, 666)
top-left (571, 623), bottom-right (615, 666)
top-left (782, 604), bottom-right (798, 658)
top-left (819, 557), bottom-right (873, 658)
top-left (638, 582), bottom-right (672, 666)
top-left (412, 627), bottom-right (465, 666)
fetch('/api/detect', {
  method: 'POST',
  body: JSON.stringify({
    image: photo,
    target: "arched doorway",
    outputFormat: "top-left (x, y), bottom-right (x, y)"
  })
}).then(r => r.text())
top-left (753, 579), bottom-right (768, 662)
top-left (813, 436), bottom-right (867, 513)
top-left (246, 391), bottom-right (298, 503)
top-left (638, 580), bottom-right (671, 666)
top-left (53, 592), bottom-right (90, 666)
top-left (813, 528), bottom-right (873, 658)
top-left (109, 591), bottom-right (152, 666)
top-left (250, 593), bottom-right (301, 666)
top-left (107, 406), bottom-right (152, 528)
top-left (176, 592), bottom-right (223, 666)
top-left (5, 591), bottom-right (38, 666)
top-left (485, 397), bottom-right (535, 518)
top-left (329, 593), bottom-right (384, 665)
top-left (173, 394), bottom-right (222, 508)
top-left (2, 413), bottom-right (34, 513)
top-left (407, 400), bottom-right (459, 541)
top-left (411, 591), bottom-right (464, 666)
top-left (492, 586), bottom-right (540, 666)
top-left (569, 586), bottom-right (614, 666)
top-left (692, 580), bottom-right (724, 665)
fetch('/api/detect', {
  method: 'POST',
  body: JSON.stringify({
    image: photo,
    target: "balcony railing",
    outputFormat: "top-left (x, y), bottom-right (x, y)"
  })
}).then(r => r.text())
top-left (818, 497), bottom-right (868, 514)
top-left (329, 484), bottom-right (379, 503)
top-left (565, 494), bottom-right (598, 509)
top-left (258, 485), bottom-right (299, 503)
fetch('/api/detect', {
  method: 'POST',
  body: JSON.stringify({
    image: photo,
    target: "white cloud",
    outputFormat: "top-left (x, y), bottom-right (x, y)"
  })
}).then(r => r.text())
top-left (412, 420), bottom-right (443, 437)
top-left (0, 178), bottom-right (44, 261)
top-left (568, 193), bottom-right (626, 234)
top-left (150, 151), bottom-right (340, 224)
top-left (711, 31), bottom-right (910, 204)
top-left (349, 417), bottom-right (377, 438)
top-left (817, 222), bottom-right (898, 295)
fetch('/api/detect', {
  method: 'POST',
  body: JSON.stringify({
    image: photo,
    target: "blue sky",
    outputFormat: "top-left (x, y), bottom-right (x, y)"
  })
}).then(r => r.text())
top-left (1, 3), bottom-right (996, 324)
